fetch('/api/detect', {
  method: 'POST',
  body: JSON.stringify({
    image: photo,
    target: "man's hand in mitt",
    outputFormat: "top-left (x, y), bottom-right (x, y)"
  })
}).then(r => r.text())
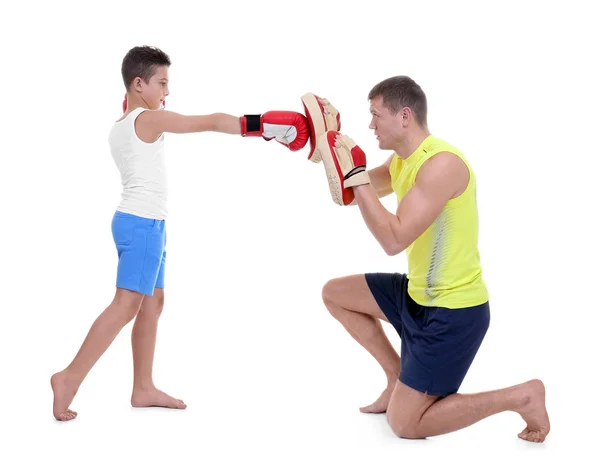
top-left (317, 131), bottom-right (370, 206)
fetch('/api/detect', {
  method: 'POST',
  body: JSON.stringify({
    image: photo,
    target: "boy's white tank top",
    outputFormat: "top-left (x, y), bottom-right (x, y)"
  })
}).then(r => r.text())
top-left (108, 107), bottom-right (167, 220)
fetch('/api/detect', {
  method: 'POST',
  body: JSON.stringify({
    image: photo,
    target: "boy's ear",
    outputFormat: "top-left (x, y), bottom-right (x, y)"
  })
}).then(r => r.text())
top-left (133, 77), bottom-right (143, 91)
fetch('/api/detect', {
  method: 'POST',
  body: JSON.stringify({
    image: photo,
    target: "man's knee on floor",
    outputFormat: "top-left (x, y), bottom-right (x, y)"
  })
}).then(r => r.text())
top-left (388, 417), bottom-right (422, 439)
top-left (386, 393), bottom-right (431, 440)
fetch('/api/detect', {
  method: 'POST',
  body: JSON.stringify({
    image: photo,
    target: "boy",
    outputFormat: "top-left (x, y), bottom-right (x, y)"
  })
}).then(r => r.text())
top-left (51, 45), bottom-right (309, 421)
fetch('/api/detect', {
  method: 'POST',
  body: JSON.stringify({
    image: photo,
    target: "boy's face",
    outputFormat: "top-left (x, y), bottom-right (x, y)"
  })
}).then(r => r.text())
top-left (134, 65), bottom-right (170, 110)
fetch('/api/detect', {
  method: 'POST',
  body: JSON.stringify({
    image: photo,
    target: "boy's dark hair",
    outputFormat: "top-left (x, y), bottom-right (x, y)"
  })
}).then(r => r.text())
top-left (121, 46), bottom-right (171, 91)
top-left (368, 76), bottom-right (428, 126)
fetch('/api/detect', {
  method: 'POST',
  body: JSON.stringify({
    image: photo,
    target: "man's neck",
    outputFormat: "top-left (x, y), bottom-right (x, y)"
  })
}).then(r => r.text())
top-left (393, 127), bottom-right (431, 159)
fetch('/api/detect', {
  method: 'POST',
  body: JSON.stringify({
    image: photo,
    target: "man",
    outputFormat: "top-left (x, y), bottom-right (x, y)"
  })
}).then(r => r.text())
top-left (320, 76), bottom-right (550, 442)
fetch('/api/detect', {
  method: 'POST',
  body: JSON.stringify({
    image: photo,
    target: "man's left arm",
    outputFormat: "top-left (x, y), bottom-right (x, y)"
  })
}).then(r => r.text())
top-left (353, 152), bottom-right (469, 256)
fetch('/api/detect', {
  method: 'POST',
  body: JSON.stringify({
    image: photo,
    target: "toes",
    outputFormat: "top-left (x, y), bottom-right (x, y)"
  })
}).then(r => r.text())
top-left (56, 411), bottom-right (76, 421)
top-left (518, 430), bottom-right (543, 443)
top-left (359, 404), bottom-right (385, 413)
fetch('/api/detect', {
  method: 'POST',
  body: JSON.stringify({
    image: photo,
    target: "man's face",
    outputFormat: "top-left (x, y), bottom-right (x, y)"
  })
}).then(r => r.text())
top-left (368, 96), bottom-right (405, 150)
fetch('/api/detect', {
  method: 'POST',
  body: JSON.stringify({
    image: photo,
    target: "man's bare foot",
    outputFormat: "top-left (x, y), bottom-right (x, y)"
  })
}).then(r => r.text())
top-left (51, 371), bottom-right (79, 421)
top-left (515, 379), bottom-right (550, 443)
top-left (360, 385), bottom-right (395, 413)
top-left (131, 387), bottom-right (187, 409)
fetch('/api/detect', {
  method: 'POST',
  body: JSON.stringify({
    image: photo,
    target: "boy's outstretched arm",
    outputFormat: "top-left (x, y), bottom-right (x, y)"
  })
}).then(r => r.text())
top-left (140, 110), bottom-right (241, 134)
top-left (137, 110), bottom-right (310, 151)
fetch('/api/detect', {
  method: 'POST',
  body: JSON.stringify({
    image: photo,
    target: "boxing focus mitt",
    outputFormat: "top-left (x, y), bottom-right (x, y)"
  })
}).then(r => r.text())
top-left (301, 93), bottom-right (341, 163)
top-left (317, 131), bottom-right (370, 206)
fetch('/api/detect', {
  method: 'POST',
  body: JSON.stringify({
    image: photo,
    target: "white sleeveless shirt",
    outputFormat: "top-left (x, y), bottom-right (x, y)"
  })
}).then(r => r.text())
top-left (108, 107), bottom-right (168, 220)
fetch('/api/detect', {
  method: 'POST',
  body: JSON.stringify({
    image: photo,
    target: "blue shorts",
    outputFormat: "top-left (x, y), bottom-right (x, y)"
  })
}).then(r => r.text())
top-left (365, 273), bottom-right (490, 397)
top-left (111, 211), bottom-right (166, 296)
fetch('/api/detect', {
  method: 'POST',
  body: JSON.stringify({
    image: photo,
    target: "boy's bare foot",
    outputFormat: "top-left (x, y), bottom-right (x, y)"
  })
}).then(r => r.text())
top-left (51, 371), bottom-right (79, 421)
top-left (131, 387), bottom-right (186, 409)
top-left (515, 379), bottom-right (550, 443)
top-left (360, 384), bottom-right (395, 413)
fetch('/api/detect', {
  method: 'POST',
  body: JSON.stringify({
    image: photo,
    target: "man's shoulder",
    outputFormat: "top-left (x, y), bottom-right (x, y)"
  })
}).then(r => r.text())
top-left (424, 136), bottom-right (463, 157)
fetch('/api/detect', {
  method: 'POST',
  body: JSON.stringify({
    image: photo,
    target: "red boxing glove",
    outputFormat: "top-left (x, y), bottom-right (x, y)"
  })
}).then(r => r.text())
top-left (240, 111), bottom-right (309, 152)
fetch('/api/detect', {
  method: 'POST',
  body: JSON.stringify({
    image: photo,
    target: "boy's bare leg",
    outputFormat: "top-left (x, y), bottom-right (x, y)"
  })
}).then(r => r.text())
top-left (322, 274), bottom-right (400, 413)
top-left (51, 288), bottom-right (144, 421)
top-left (386, 379), bottom-right (550, 442)
top-left (130, 288), bottom-right (186, 409)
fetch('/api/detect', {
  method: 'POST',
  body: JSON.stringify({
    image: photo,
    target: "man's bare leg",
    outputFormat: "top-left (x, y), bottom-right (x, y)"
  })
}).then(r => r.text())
top-left (130, 288), bottom-right (186, 409)
top-left (322, 274), bottom-right (400, 413)
top-left (51, 288), bottom-right (144, 421)
top-left (386, 379), bottom-right (550, 442)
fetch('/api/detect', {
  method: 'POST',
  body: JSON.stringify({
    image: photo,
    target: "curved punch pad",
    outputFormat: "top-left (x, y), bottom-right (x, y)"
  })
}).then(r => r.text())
top-left (301, 93), bottom-right (341, 163)
top-left (317, 131), bottom-right (362, 206)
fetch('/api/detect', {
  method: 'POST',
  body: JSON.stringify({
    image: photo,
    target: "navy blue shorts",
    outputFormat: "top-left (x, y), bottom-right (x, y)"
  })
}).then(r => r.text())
top-left (366, 273), bottom-right (490, 397)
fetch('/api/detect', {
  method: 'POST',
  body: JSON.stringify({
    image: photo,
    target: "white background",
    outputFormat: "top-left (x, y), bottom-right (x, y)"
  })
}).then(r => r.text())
top-left (2, 0), bottom-right (598, 466)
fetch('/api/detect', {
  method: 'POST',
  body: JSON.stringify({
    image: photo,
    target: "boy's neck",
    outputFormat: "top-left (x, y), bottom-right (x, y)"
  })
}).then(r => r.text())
top-left (125, 95), bottom-right (151, 112)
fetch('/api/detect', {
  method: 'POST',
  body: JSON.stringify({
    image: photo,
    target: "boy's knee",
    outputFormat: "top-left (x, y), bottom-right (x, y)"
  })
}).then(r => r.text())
top-left (154, 289), bottom-right (165, 310)
top-left (113, 290), bottom-right (144, 322)
top-left (111, 301), bottom-right (141, 325)
top-left (123, 299), bottom-right (144, 322)
top-left (140, 302), bottom-right (164, 318)
top-left (139, 289), bottom-right (165, 317)
top-left (124, 305), bottom-right (141, 323)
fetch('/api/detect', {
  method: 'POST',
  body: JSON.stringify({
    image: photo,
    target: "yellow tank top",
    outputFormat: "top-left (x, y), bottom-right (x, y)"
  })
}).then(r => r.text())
top-left (389, 135), bottom-right (489, 308)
